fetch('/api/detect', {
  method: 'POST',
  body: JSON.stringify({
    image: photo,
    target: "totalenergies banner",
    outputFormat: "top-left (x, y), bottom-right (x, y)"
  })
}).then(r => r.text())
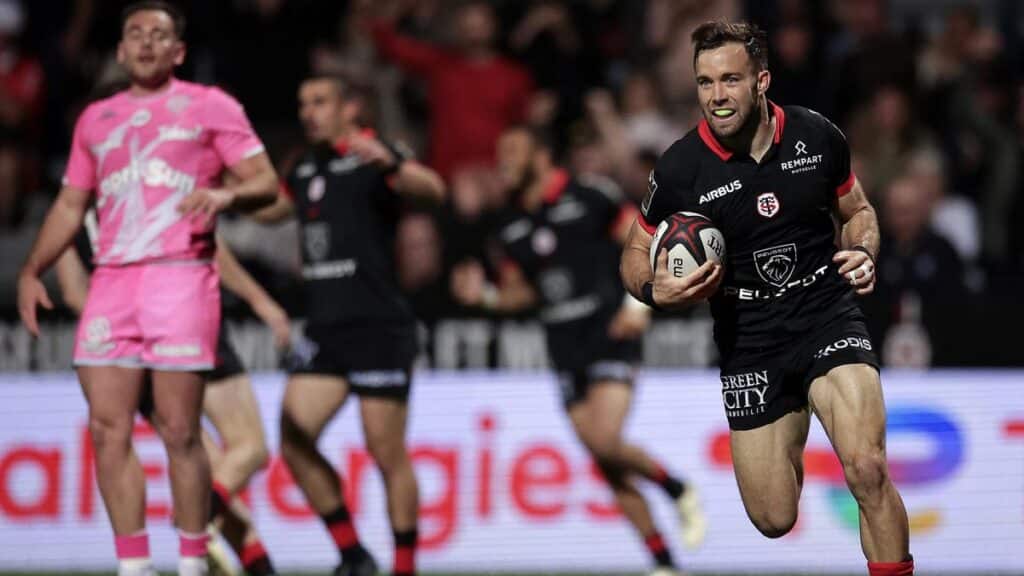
top-left (0, 370), bottom-right (1021, 574)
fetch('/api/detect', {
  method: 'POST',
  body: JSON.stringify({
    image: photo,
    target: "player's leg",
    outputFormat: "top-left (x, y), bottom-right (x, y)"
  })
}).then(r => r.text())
top-left (279, 374), bottom-right (373, 572)
top-left (202, 373), bottom-right (276, 576)
top-left (79, 365), bottom-right (154, 575)
top-left (360, 393), bottom-right (419, 576)
top-left (568, 380), bottom-right (677, 571)
top-left (203, 372), bottom-right (269, 494)
top-left (573, 378), bottom-right (706, 548)
top-left (729, 407), bottom-right (811, 538)
top-left (809, 364), bottom-right (913, 573)
top-left (150, 370), bottom-right (211, 574)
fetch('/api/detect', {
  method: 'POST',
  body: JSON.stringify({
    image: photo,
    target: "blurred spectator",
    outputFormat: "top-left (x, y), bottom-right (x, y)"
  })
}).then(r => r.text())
top-left (509, 1), bottom-right (602, 143)
top-left (917, 6), bottom-right (1017, 266)
top-left (864, 175), bottom-right (968, 367)
top-left (396, 211), bottom-right (446, 325)
top-left (848, 85), bottom-right (934, 201)
top-left (369, 0), bottom-right (534, 180)
top-left (0, 0), bottom-right (42, 228)
top-left (824, 0), bottom-right (916, 127)
top-left (767, 18), bottom-right (825, 111)
top-left (905, 147), bottom-right (980, 263)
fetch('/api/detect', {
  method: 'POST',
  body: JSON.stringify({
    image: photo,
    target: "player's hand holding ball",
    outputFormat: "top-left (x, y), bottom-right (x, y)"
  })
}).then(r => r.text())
top-left (833, 248), bottom-right (875, 295)
top-left (649, 212), bottom-right (725, 309)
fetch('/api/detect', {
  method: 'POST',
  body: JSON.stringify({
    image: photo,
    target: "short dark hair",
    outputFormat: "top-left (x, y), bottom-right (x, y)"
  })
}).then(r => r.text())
top-left (122, 1), bottom-right (187, 39)
top-left (691, 21), bottom-right (768, 72)
top-left (302, 74), bottom-right (349, 100)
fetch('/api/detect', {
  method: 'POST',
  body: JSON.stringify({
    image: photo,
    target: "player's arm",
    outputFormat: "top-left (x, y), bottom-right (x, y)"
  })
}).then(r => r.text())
top-left (250, 186), bottom-right (297, 224)
top-left (620, 185), bottom-right (721, 310)
top-left (215, 235), bottom-right (291, 348)
top-left (54, 247), bottom-right (90, 315)
top-left (833, 177), bottom-right (879, 295)
top-left (346, 134), bottom-right (445, 203)
top-left (18, 185), bottom-right (92, 335)
top-left (451, 259), bottom-right (538, 313)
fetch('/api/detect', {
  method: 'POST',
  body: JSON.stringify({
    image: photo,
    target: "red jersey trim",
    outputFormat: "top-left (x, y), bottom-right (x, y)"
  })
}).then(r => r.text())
top-left (542, 168), bottom-right (571, 204)
top-left (638, 214), bottom-right (658, 235)
top-left (836, 171), bottom-right (857, 197)
top-left (697, 101), bottom-right (786, 161)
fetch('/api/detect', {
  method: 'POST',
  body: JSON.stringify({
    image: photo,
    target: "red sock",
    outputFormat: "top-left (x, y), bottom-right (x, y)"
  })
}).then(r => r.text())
top-left (179, 530), bottom-right (209, 558)
top-left (393, 529), bottom-right (417, 576)
top-left (868, 557), bottom-right (914, 576)
top-left (210, 481), bottom-right (231, 520)
top-left (242, 540), bottom-right (276, 576)
top-left (644, 533), bottom-right (674, 567)
top-left (320, 506), bottom-right (366, 561)
top-left (114, 531), bottom-right (150, 560)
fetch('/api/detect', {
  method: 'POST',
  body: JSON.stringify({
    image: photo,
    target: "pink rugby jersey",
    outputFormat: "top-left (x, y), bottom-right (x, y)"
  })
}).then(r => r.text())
top-left (63, 78), bottom-right (264, 265)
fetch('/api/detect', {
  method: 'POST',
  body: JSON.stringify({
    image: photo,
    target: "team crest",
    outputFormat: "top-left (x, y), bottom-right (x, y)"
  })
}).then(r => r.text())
top-left (532, 227), bottom-right (557, 256)
top-left (166, 94), bottom-right (191, 115)
top-left (304, 222), bottom-right (331, 261)
top-left (754, 243), bottom-right (797, 287)
top-left (308, 175), bottom-right (326, 202)
top-left (757, 192), bottom-right (780, 218)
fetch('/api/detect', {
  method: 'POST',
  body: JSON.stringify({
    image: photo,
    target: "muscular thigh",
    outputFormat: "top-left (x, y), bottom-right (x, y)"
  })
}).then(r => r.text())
top-left (282, 374), bottom-right (350, 439)
top-left (77, 365), bottom-right (146, 421)
top-left (808, 363), bottom-right (886, 456)
top-left (730, 408), bottom-right (810, 507)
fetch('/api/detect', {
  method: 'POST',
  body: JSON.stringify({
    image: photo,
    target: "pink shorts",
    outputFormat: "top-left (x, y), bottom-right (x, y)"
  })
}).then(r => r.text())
top-left (73, 262), bottom-right (220, 371)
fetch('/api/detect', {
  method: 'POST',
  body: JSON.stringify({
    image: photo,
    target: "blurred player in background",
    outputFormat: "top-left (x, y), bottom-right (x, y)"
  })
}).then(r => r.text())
top-left (451, 125), bottom-right (705, 576)
top-left (254, 75), bottom-right (444, 576)
top-left (56, 210), bottom-right (288, 576)
top-left (621, 21), bottom-right (914, 576)
top-left (16, 2), bottom-right (278, 574)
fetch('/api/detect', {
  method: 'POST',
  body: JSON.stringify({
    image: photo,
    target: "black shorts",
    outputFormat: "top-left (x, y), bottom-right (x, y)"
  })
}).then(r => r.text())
top-left (286, 322), bottom-right (417, 399)
top-left (208, 329), bottom-right (246, 382)
top-left (547, 315), bottom-right (641, 408)
top-left (138, 328), bottom-right (244, 419)
top-left (719, 314), bottom-right (879, 431)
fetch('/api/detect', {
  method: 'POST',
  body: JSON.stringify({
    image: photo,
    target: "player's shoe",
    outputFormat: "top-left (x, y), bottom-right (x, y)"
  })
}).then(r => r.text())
top-left (206, 525), bottom-right (237, 576)
top-left (333, 552), bottom-right (378, 576)
top-left (675, 484), bottom-right (707, 549)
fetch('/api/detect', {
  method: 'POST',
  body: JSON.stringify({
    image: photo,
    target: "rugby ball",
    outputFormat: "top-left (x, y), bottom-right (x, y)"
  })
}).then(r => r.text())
top-left (650, 211), bottom-right (726, 277)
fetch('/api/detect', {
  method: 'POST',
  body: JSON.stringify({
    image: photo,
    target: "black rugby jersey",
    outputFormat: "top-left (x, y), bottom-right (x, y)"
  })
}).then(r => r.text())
top-left (285, 131), bottom-right (415, 327)
top-left (640, 104), bottom-right (861, 354)
top-left (72, 208), bottom-right (100, 272)
top-left (498, 169), bottom-right (634, 326)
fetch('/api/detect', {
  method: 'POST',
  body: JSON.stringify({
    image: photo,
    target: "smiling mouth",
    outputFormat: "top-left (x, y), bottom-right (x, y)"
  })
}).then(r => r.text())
top-left (712, 109), bottom-right (736, 118)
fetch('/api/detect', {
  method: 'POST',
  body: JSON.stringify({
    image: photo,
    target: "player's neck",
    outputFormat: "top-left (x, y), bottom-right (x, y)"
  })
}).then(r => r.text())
top-left (522, 166), bottom-right (554, 212)
top-left (130, 74), bottom-right (175, 97)
top-left (722, 100), bottom-right (774, 163)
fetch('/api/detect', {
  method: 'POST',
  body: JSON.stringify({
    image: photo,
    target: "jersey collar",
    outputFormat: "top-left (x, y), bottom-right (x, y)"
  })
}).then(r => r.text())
top-left (697, 101), bottom-right (785, 161)
top-left (542, 168), bottom-right (571, 204)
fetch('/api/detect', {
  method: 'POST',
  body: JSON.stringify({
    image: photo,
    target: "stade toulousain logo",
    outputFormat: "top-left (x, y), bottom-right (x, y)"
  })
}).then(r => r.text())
top-left (757, 192), bottom-right (780, 218)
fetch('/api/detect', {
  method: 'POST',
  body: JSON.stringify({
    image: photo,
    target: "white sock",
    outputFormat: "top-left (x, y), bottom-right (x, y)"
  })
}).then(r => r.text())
top-left (118, 558), bottom-right (157, 576)
top-left (179, 555), bottom-right (208, 576)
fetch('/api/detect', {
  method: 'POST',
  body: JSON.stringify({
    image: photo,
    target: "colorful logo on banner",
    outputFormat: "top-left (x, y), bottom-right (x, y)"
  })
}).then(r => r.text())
top-left (708, 405), bottom-right (964, 534)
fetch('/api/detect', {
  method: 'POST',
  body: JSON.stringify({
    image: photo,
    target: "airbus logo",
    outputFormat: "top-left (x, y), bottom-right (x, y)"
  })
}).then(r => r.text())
top-left (699, 179), bottom-right (742, 204)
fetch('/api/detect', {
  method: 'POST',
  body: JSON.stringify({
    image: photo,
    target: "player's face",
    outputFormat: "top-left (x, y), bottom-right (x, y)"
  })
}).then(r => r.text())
top-left (117, 10), bottom-right (184, 88)
top-left (694, 43), bottom-right (770, 138)
top-left (298, 80), bottom-right (349, 144)
top-left (496, 130), bottom-right (535, 193)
